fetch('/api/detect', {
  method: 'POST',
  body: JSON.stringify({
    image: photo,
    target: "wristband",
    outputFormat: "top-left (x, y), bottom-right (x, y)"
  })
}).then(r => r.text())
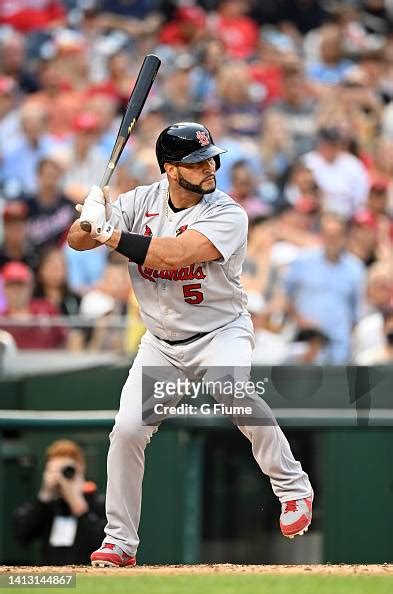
top-left (115, 232), bottom-right (152, 265)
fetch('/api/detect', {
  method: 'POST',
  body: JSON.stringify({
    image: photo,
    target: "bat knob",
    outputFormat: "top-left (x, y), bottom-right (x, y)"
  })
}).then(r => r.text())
top-left (80, 221), bottom-right (92, 233)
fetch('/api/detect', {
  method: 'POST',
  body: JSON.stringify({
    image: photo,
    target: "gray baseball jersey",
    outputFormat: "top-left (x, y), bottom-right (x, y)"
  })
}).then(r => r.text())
top-left (108, 179), bottom-right (249, 340)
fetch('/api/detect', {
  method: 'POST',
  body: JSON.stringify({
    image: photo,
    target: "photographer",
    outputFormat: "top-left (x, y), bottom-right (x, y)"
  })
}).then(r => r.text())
top-left (13, 440), bottom-right (106, 565)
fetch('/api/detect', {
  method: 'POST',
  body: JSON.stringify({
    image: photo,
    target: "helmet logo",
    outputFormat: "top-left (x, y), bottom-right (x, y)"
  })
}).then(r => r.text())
top-left (196, 130), bottom-right (210, 146)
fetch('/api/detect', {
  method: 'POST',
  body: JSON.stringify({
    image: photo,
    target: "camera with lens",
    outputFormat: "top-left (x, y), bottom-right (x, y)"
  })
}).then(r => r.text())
top-left (61, 464), bottom-right (76, 480)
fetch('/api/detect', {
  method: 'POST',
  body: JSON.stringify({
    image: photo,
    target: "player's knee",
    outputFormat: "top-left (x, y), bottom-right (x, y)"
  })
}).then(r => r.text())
top-left (110, 420), bottom-right (153, 446)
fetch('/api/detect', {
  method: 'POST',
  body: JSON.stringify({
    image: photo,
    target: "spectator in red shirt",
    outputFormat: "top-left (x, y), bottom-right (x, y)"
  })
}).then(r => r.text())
top-left (159, 5), bottom-right (207, 48)
top-left (248, 36), bottom-right (285, 106)
top-left (0, 0), bottom-right (65, 33)
top-left (211, 0), bottom-right (259, 60)
top-left (0, 261), bottom-right (67, 349)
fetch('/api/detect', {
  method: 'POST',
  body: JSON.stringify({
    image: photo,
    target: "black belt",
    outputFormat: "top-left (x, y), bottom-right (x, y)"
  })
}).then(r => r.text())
top-left (155, 332), bottom-right (209, 346)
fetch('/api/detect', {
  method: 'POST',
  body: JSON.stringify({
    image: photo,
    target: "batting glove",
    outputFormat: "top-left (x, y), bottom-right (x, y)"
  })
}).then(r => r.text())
top-left (81, 200), bottom-right (114, 243)
top-left (90, 220), bottom-right (115, 244)
top-left (76, 185), bottom-right (112, 227)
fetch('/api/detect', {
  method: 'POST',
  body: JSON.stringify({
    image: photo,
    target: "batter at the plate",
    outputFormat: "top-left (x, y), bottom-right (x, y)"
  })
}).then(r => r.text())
top-left (67, 122), bottom-right (313, 568)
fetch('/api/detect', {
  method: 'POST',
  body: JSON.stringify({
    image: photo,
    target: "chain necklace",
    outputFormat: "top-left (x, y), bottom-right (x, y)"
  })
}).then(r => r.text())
top-left (165, 189), bottom-right (200, 217)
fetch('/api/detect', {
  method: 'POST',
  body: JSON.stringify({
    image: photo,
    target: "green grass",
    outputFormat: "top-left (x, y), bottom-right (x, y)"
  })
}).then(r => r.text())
top-left (8, 574), bottom-right (393, 594)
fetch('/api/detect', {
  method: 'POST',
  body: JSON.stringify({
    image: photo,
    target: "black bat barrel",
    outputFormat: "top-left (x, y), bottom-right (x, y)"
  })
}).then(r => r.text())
top-left (118, 54), bottom-right (161, 138)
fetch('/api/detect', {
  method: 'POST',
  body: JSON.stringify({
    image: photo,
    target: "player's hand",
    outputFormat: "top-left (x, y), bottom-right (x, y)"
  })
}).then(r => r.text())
top-left (90, 219), bottom-right (115, 244)
top-left (83, 184), bottom-right (106, 206)
top-left (76, 185), bottom-right (112, 226)
top-left (76, 185), bottom-right (105, 227)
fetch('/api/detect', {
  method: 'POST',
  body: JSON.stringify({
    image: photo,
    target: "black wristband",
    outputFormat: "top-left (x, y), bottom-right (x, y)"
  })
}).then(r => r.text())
top-left (115, 232), bottom-right (152, 265)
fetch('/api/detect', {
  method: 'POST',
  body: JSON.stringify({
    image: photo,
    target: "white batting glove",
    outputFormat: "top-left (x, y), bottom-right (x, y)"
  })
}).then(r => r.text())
top-left (90, 220), bottom-right (115, 244)
top-left (78, 201), bottom-right (114, 243)
top-left (75, 203), bottom-right (114, 242)
top-left (76, 185), bottom-right (112, 227)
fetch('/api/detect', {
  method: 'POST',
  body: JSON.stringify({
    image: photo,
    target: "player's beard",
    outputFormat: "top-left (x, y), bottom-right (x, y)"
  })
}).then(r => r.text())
top-left (177, 170), bottom-right (216, 195)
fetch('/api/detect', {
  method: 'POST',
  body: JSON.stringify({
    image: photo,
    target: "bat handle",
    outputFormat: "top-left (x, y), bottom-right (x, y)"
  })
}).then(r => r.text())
top-left (100, 166), bottom-right (114, 189)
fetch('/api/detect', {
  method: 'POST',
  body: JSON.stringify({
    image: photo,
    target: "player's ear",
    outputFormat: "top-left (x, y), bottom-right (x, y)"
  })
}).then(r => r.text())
top-left (164, 163), bottom-right (178, 181)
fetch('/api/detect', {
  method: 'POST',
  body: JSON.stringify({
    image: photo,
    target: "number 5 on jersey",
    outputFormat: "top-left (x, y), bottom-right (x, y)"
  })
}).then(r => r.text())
top-left (183, 284), bottom-right (204, 305)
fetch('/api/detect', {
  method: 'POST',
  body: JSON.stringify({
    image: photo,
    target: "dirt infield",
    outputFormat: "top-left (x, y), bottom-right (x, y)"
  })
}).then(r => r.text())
top-left (1, 565), bottom-right (393, 576)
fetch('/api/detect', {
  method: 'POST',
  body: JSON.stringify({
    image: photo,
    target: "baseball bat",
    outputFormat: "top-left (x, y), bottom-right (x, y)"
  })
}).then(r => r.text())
top-left (80, 53), bottom-right (161, 232)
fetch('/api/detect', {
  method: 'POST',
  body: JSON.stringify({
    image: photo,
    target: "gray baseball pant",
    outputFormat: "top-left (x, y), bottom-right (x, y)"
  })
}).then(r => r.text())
top-left (103, 314), bottom-right (312, 555)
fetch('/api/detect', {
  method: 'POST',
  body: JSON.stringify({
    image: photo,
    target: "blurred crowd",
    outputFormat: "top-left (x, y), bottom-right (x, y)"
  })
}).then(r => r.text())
top-left (0, 0), bottom-right (392, 364)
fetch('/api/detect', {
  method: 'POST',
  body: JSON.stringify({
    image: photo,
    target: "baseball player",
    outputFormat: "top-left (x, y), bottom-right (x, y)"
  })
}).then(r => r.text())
top-left (67, 122), bottom-right (313, 568)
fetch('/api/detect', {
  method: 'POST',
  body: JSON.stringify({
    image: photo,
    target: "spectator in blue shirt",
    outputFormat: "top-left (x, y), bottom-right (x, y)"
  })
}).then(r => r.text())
top-left (1, 103), bottom-right (60, 194)
top-left (64, 244), bottom-right (108, 297)
top-left (307, 25), bottom-right (353, 86)
top-left (284, 213), bottom-right (365, 363)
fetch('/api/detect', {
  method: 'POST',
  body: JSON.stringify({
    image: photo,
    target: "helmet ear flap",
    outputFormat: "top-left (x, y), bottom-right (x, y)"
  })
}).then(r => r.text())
top-left (156, 134), bottom-right (167, 173)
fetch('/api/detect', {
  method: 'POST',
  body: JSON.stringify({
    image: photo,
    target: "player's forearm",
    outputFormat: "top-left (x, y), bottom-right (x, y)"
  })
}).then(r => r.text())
top-left (145, 237), bottom-right (186, 269)
top-left (67, 221), bottom-right (101, 251)
top-left (106, 229), bottom-right (184, 269)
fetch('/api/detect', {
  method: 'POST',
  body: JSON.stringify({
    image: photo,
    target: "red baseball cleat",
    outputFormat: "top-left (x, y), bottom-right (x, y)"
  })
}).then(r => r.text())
top-left (90, 543), bottom-right (136, 567)
top-left (280, 491), bottom-right (313, 538)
